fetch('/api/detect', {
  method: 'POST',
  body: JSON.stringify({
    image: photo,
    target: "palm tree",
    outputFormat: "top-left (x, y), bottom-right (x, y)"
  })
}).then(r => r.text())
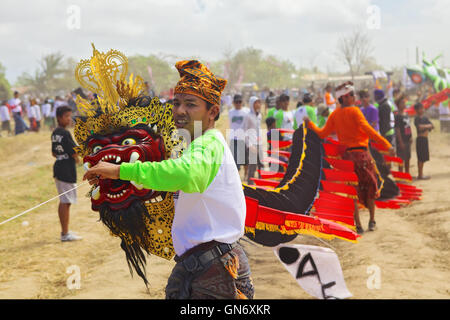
top-left (39, 52), bottom-right (65, 93)
top-left (16, 52), bottom-right (68, 96)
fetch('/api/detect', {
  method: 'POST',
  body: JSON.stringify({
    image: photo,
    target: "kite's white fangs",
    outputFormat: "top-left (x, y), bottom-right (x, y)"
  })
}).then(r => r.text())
top-left (129, 152), bottom-right (140, 163)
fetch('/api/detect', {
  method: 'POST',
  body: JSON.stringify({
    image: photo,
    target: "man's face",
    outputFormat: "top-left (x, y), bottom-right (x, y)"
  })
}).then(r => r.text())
top-left (342, 92), bottom-right (355, 106)
top-left (233, 99), bottom-right (243, 109)
top-left (281, 99), bottom-right (289, 110)
top-left (173, 93), bottom-right (216, 138)
top-left (58, 111), bottom-right (72, 127)
top-left (361, 95), bottom-right (370, 106)
top-left (416, 106), bottom-right (424, 116)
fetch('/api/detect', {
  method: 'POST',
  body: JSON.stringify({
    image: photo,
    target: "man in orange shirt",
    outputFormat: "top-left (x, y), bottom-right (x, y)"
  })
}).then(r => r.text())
top-left (305, 82), bottom-right (395, 234)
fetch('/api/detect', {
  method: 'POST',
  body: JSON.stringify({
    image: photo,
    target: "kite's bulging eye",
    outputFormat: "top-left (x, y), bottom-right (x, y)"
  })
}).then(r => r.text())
top-left (122, 138), bottom-right (136, 146)
top-left (92, 145), bottom-right (102, 153)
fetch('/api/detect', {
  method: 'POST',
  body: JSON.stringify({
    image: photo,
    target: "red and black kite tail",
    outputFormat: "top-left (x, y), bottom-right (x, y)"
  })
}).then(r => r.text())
top-left (243, 126), bottom-right (360, 247)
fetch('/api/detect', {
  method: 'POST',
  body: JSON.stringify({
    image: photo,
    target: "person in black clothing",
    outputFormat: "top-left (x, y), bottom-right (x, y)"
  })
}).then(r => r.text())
top-left (265, 116), bottom-right (277, 152)
top-left (52, 106), bottom-right (81, 241)
top-left (265, 91), bottom-right (276, 115)
top-left (414, 103), bottom-right (434, 180)
top-left (394, 94), bottom-right (412, 173)
top-left (375, 89), bottom-right (395, 145)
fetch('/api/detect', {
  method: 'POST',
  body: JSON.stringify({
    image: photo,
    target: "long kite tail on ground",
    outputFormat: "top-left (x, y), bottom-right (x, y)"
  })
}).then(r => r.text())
top-left (243, 125), bottom-right (423, 248)
top-left (243, 126), bottom-right (360, 247)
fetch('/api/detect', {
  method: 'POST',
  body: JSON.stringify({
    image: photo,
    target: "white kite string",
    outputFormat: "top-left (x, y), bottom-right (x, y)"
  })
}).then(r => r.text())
top-left (0, 180), bottom-right (93, 226)
top-left (311, 235), bottom-right (338, 252)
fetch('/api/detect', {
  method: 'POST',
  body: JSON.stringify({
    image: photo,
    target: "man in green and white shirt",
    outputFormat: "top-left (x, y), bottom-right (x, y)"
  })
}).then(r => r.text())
top-left (274, 93), bottom-right (293, 129)
top-left (84, 60), bottom-right (254, 300)
top-left (293, 93), bottom-right (318, 129)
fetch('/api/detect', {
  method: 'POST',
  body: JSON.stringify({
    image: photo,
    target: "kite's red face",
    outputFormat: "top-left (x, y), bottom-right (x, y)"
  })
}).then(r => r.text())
top-left (83, 127), bottom-right (166, 211)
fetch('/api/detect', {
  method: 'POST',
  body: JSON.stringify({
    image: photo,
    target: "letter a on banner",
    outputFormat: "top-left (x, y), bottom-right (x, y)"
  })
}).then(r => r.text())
top-left (274, 244), bottom-right (352, 299)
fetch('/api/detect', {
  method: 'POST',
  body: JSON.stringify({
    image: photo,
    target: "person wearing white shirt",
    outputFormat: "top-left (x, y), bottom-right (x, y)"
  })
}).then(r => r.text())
top-left (42, 99), bottom-right (54, 130)
top-left (0, 101), bottom-right (12, 136)
top-left (281, 109), bottom-right (294, 129)
top-left (9, 97), bottom-right (21, 114)
top-left (24, 99), bottom-right (32, 123)
top-left (228, 94), bottom-right (250, 173)
top-left (243, 96), bottom-right (263, 184)
top-left (28, 99), bottom-right (37, 131)
top-left (30, 100), bottom-right (42, 132)
top-left (274, 93), bottom-right (294, 140)
top-left (9, 91), bottom-right (28, 134)
top-left (274, 94), bottom-right (293, 129)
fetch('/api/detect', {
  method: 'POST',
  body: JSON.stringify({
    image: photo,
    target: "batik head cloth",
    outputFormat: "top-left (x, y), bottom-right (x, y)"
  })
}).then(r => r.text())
top-left (174, 60), bottom-right (227, 105)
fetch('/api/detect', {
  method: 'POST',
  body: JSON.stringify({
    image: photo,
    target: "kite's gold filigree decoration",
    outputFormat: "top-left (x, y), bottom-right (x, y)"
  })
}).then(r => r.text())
top-left (74, 43), bottom-right (144, 116)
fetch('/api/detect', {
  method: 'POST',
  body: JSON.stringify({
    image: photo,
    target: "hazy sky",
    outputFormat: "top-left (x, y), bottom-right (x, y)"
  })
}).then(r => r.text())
top-left (1, 0), bottom-right (449, 83)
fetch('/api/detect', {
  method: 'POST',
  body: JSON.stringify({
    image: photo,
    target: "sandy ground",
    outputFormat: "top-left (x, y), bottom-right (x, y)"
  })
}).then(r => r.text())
top-left (0, 118), bottom-right (449, 299)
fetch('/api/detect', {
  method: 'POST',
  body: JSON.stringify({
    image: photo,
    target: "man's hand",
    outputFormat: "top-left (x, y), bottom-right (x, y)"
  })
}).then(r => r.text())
top-left (388, 147), bottom-right (396, 156)
top-left (303, 116), bottom-right (310, 126)
top-left (83, 161), bottom-right (120, 184)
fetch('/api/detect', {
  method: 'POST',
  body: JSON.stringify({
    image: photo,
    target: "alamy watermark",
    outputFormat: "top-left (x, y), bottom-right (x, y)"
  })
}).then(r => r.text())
top-left (366, 264), bottom-right (381, 290)
top-left (66, 5), bottom-right (81, 30)
top-left (366, 5), bottom-right (381, 30)
top-left (66, 265), bottom-right (81, 290)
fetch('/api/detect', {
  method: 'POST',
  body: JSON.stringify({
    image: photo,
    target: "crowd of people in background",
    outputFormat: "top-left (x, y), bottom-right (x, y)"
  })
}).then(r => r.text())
top-left (223, 82), bottom-right (450, 184)
top-left (0, 81), bottom-right (157, 137)
top-left (0, 91), bottom-right (77, 136)
top-left (0, 78), bottom-right (449, 239)
top-left (1, 80), bottom-right (449, 184)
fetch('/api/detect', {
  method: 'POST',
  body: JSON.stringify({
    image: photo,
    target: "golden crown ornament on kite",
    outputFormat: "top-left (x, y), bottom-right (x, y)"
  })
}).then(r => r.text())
top-left (73, 44), bottom-right (183, 159)
top-left (74, 43), bottom-right (144, 115)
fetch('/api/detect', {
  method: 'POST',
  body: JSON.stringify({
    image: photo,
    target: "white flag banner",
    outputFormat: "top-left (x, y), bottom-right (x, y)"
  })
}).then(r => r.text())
top-left (274, 244), bottom-right (352, 299)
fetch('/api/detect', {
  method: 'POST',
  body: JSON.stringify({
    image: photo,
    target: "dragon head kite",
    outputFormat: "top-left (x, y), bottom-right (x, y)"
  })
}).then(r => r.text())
top-left (73, 44), bottom-right (183, 286)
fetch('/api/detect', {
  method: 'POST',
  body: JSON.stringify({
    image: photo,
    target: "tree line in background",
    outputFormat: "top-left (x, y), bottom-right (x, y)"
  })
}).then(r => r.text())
top-left (0, 29), bottom-right (395, 99)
